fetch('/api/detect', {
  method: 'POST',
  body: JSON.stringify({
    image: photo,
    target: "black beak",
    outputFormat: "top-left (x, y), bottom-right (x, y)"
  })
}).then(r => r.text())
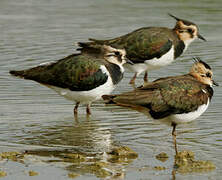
top-left (198, 33), bottom-right (207, 41)
top-left (213, 80), bottom-right (219, 86)
top-left (168, 13), bottom-right (207, 42)
top-left (125, 58), bottom-right (134, 65)
top-left (168, 13), bottom-right (180, 21)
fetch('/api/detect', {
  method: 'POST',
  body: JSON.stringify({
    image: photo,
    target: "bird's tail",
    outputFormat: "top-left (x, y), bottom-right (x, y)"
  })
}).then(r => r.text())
top-left (77, 40), bottom-right (103, 51)
top-left (77, 38), bottom-right (106, 50)
top-left (9, 66), bottom-right (42, 80)
top-left (77, 42), bottom-right (92, 49)
top-left (9, 70), bottom-right (26, 78)
top-left (102, 93), bottom-right (150, 115)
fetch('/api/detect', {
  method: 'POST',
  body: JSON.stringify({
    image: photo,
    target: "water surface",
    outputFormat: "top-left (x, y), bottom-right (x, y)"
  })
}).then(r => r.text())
top-left (1, 0), bottom-right (222, 179)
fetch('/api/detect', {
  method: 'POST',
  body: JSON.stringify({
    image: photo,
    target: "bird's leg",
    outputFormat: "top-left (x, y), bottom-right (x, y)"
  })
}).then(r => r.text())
top-left (74, 102), bottom-right (80, 115)
top-left (143, 71), bottom-right (151, 87)
top-left (172, 122), bottom-right (178, 155)
top-left (129, 73), bottom-right (137, 84)
top-left (86, 104), bottom-right (92, 115)
top-left (144, 71), bottom-right (148, 83)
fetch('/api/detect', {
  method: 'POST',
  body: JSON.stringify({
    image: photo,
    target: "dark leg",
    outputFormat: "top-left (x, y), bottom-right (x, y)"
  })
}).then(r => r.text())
top-left (86, 104), bottom-right (91, 115)
top-left (171, 169), bottom-right (176, 180)
top-left (144, 71), bottom-right (148, 83)
top-left (172, 122), bottom-right (178, 155)
top-left (129, 73), bottom-right (138, 84)
top-left (74, 102), bottom-right (80, 115)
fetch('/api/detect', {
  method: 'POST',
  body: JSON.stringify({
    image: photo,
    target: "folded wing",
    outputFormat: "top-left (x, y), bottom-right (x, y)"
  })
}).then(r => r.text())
top-left (10, 54), bottom-right (108, 91)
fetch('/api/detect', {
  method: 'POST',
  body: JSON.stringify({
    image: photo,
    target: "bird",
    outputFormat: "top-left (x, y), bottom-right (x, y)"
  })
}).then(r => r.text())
top-left (78, 14), bottom-right (206, 85)
top-left (10, 44), bottom-right (133, 115)
top-left (102, 58), bottom-right (218, 154)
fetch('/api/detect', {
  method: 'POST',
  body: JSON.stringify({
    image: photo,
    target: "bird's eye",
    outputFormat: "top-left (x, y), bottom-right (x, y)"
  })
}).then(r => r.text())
top-left (206, 72), bottom-right (212, 78)
top-left (114, 51), bottom-right (120, 56)
top-left (187, 28), bottom-right (193, 33)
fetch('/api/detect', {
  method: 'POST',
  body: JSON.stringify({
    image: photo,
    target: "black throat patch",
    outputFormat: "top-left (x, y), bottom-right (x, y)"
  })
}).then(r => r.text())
top-left (105, 63), bottom-right (123, 85)
top-left (174, 40), bottom-right (185, 59)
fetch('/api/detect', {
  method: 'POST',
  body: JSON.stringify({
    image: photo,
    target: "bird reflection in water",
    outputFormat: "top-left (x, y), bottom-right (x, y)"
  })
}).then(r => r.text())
top-left (21, 115), bottom-right (138, 179)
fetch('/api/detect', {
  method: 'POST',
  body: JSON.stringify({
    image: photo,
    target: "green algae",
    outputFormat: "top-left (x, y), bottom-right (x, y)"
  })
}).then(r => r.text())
top-left (62, 153), bottom-right (86, 163)
top-left (0, 148), bottom-right (216, 179)
top-left (153, 166), bottom-right (166, 171)
top-left (0, 171), bottom-right (7, 178)
top-left (24, 145), bottom-right (137, 178)
top-left (66, 146), bottom-right (138, 178)
top-left (68, 172), bottom-right (80, 178)
top-left (67, 161), bottom-right (112, 178)
top-left (107, 146), bottom-right (138, 164)
top-left (0, 151), bottom-right (24, 162)
top-left (174, 150), bottom-right (216, 174)
top-left (155, 152), bottom-right (169, 162)
top-left (28, 170), bottom-right (38, 176)
top-left (108, 146), bottom-right (138, 157)
top-left (87, 162), bottom-right (112, 178)
top-left (24, 149), bottom-right (87, 164)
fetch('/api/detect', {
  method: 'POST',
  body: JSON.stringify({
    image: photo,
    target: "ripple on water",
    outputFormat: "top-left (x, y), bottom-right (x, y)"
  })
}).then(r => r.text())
top-left (1, 0), bottom-right (222, 179)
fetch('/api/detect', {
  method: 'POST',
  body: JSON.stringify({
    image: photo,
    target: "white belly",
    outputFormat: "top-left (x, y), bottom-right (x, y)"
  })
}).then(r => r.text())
top-left (124, 63), bottom-right (148, 76)
top-left (48, 77), bottom-right (115, 104)
top-left (47, 66), bottom-right (116, 104)
top-left (124, 46), bottom-right (175, 75)
top-left (144, 46), bottom-right (175, 70)
top-left (169, 99), bottom-right (210, 124)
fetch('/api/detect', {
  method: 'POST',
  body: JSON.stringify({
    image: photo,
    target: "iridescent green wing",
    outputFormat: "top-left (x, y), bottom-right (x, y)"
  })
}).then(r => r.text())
top-left (109, 76), bottom-right (212, 119)
top-left (87, 27), bottom-right (173, 62)
top-left (19, 54), bottom-right (108, 91)
top-left (144, 77), bottom-right (211, 119)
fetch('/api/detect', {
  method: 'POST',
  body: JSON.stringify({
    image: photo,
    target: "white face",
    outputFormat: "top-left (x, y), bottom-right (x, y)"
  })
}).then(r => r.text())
top-left (103, 45), bottom-right (127, 66)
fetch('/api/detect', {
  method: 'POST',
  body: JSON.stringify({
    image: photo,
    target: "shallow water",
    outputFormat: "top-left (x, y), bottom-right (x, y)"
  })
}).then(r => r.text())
top-left (1, 0), bottom-right (222, 179)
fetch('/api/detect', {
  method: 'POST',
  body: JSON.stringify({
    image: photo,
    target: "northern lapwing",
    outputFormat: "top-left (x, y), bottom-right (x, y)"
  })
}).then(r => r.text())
top-left (79, 14), bottom-right (206, 85)
top-left (102, 58), bottom-right (218, 154)
top-left (10, 45), bottom-right (133, 115)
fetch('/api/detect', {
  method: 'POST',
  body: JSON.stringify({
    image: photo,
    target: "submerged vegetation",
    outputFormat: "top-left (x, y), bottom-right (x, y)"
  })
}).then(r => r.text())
top-left (174, 150), bottom-right (216, 174)
top-left (0, 146), bottom-right (138, 179)
top-left (0, 148), bottom-right (216, 179)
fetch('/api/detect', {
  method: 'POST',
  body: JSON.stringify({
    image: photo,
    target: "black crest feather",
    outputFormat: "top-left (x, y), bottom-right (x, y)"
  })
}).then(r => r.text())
top-left (193, 57), bottom-right (211, 70)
